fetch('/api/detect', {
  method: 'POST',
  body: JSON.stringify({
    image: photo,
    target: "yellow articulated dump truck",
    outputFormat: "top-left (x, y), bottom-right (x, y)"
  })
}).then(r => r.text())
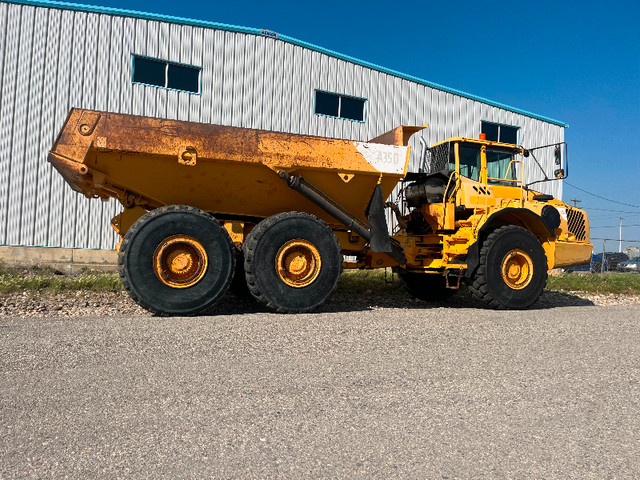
top-left (49, 108), bottom-right (592, 315)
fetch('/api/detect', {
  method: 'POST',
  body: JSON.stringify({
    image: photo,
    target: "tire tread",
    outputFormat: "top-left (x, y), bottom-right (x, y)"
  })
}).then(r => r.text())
top-left (242, 211), bottom-right (342, 313)
top-left (118, 205), bottom-right (235, 316)
top-left (468, 225), bottom-right (548, 310)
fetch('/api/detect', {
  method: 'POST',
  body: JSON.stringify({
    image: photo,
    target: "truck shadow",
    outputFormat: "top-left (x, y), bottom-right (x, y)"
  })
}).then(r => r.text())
top-left (202, 288), bottom-right (594, 316)
top-left (323, 289), bottom-right (595, 312)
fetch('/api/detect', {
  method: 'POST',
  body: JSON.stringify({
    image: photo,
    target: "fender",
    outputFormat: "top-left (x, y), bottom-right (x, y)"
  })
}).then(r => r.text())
top-left (464, 208), bottom-right (554, 279)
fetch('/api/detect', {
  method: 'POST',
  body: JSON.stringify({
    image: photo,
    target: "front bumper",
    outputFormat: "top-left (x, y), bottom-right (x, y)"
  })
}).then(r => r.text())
top-left (552, 241), bottom-right (593, 269)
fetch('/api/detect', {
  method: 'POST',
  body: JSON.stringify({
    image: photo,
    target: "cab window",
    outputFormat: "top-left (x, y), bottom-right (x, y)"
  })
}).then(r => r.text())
top-left (486, 148), bottom-right (517, 185)
top-left (458, 144), bottom-right (481, 181)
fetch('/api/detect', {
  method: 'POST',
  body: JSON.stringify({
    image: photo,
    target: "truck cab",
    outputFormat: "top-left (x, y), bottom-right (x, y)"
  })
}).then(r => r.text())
top-left (394, 136), bottom-right (592, 308)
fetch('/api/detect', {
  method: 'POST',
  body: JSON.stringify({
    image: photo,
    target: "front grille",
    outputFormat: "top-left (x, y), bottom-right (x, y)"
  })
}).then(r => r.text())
top-left (567, 209), bottom-right (587, 241)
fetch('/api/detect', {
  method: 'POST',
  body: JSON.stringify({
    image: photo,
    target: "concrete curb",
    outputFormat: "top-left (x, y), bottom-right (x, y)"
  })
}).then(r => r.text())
top-left (0, 246), bottom-right (117, 273)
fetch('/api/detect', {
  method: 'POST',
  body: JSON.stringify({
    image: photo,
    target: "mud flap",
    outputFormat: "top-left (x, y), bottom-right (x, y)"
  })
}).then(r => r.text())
top-left (366, 183), bottom-right (392, 253)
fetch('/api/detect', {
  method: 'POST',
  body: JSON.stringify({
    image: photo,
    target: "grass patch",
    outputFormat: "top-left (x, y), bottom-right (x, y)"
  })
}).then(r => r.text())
top-left (1, 261), bottom-right (639, 296)
top-left (337, 269), bottom-right (405, 296)
top-left (546, 272), bottom-right (640, 295)
top-left (0, 261), bottom-right (122, 294)
top-left (339, 269), bottom-right (640, 296)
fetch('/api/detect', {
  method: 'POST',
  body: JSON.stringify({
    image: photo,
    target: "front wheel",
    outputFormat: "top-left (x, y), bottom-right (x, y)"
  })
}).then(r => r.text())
top-left (468, 225), bottom-right (548, 309)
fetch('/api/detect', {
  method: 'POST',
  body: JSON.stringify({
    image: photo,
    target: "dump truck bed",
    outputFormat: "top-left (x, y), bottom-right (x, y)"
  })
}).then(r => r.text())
top-left (49, 109), bottom-right (420, 229)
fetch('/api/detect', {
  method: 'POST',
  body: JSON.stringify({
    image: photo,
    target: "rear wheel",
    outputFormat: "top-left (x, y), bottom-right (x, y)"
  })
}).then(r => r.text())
top-left (118, 205), bottom-right (235, 316)
top-left (468, 225), bottom-right (547, 309)
top-left (397, 270), bottom-right (455, 301)
top-left (243, 212), bottom-right (342, 313)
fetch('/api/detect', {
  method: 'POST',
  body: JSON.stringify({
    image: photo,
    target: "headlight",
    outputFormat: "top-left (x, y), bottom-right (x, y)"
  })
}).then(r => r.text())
top-left (541, 205), bottom-right (561, 231)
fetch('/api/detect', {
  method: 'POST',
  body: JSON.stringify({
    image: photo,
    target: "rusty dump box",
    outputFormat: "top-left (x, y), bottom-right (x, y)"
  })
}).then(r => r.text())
top-left (49, 109), bottom-right (422, 231)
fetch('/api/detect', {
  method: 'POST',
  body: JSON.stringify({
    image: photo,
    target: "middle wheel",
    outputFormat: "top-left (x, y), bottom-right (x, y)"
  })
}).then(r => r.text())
top-left (243, 212), bottom-right (342, 313)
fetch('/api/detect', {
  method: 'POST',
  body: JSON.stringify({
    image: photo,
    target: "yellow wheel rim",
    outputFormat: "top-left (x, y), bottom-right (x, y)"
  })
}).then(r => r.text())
top-left (501, 249), bottom-right (533, 290)
top-left (275, 239), bottom-right (322, 288)
top-left (153, 235), bottom-right (208, 288)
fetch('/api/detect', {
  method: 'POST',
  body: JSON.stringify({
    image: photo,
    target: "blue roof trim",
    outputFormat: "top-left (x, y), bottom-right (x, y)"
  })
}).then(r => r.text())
top-left (2, 0), bottom-right (569, 128)
top-left (1, 0), bottom-right (262, 34)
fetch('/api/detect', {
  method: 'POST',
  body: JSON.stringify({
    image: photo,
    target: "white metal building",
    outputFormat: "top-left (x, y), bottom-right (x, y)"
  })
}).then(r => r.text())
top-left (0, 0), bottom-right (567, 251)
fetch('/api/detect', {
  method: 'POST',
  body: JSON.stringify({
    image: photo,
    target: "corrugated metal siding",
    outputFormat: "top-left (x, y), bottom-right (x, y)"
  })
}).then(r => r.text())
top-left (0, 1), bottom-right (564, 250)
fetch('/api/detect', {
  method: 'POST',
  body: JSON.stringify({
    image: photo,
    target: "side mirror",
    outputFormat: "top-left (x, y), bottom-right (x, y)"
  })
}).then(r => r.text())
top-left (555, 143), bottom-right (568, 179)
top-left (523, 141), bottom-right (569, 188)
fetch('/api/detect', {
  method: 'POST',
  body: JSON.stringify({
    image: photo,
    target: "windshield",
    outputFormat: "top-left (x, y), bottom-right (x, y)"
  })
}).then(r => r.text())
top-left (456, 143), bottom-right (518, 185)
top-left (486, 148), bottom-right (518, 186)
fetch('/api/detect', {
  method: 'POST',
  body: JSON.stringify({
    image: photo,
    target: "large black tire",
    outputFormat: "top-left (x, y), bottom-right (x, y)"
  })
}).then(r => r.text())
top-left (118, 205), bottom-right (235, 316)
top-left (397, 270), bottom-right (455, 302)
top-left (468, 225), bottom-right (548, 309)
top-left (242, 212), bottom-right (342, 313)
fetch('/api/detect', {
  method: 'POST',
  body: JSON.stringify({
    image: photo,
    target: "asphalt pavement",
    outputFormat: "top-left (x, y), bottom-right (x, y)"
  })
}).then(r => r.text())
top-left (1, 304), bottom-right (639, 478)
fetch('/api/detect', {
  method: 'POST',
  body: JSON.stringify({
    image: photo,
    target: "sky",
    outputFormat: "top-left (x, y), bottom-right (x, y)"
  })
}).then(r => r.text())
top-left (76, 0), bottom-right (640, 253)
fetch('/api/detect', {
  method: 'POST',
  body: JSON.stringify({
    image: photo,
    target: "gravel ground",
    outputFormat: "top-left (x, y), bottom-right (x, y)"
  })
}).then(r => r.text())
top-left (2, 277), bottom-right (639, 478)
top-left (1, 286), bottom-right (638, 318)
top-left (1, 302), bottom-right (639, 478)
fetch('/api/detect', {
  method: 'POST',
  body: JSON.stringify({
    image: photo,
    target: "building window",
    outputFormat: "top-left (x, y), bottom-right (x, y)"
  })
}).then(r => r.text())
top-left (481, 121), bottom-right (519, 144)
top-left (132, 55), bottom-right (201, 94)
top-left (315, 90), bottom-right (366, 122)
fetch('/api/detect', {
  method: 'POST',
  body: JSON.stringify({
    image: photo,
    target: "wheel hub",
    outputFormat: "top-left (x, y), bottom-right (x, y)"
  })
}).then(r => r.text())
top-left (154, 235), bottom-right (208, 288)
top-left (169, 252), bottom-right (193, 273)
top-left (501, 249), bottom-right (533, 290)
top-left (275, 239), bottom-right (322, 288)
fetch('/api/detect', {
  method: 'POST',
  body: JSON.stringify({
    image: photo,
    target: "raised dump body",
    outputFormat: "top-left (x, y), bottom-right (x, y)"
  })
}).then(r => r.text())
top-left (49, 108), bottom-right (592, 316)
